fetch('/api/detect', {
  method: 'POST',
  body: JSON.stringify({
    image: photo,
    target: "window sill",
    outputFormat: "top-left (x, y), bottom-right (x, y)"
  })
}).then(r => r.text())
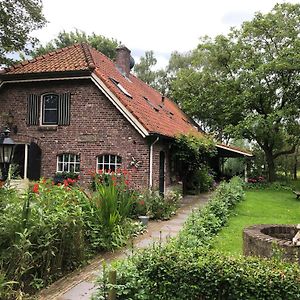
top-left (38, 126), bottom-right (58, 131)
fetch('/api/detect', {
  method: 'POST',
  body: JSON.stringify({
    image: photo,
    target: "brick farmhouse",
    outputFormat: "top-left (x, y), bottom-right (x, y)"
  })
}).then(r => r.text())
top-left (0, 44), bottom-right (252, 193)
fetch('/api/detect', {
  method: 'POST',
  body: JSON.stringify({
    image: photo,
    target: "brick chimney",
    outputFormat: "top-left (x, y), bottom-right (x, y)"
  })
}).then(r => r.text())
top-left (115, 45), bottom-right (131, 77)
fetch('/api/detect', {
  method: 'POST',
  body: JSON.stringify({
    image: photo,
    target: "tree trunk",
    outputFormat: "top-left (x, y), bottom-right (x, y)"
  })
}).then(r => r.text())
top-left (265, 151), bottom-right (276, 182)
top-left (293, 152), bottom-right (298, 180)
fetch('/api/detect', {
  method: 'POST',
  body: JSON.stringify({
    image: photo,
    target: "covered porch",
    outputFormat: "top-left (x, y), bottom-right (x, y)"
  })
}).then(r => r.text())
top-left (210, 143), bottom-right (253, 181)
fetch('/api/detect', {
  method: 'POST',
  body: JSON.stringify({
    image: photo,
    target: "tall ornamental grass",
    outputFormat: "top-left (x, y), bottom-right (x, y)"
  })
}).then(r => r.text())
top-left (0, 171), bottom-right (137, 299)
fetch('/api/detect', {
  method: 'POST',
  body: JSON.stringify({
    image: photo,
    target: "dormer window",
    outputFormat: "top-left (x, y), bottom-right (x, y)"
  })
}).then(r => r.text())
top-left (42, 94), bottom-right (59, 125)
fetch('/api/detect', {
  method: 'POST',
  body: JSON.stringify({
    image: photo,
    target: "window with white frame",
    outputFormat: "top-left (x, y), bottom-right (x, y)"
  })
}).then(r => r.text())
top-left (57, 154), bottom-right (80, 173)
top-left (42, 94), bottom-right (59, 125)
top-left (97, 154), bottom-right (122, 172)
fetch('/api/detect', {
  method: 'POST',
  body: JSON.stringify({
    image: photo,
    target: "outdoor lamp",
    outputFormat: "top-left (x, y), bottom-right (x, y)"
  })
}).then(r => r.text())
top-left (0, 128), bottom-right (15, 181)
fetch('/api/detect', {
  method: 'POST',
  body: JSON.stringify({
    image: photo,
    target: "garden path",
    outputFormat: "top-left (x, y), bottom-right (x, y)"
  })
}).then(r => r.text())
top-left (37, 193), bottom-right (210, 300)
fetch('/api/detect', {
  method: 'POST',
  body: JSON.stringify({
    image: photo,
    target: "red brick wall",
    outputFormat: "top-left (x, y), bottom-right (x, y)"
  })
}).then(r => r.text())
top-left (152, 140), bottom-right (171, 190)
top-left (0, 79), bottom-right (159, 189)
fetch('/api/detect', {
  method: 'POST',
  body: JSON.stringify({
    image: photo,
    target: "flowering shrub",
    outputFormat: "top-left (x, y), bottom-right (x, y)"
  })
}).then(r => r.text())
top-left (0, 174), bottom-right (139, 299)
top-left (53, 172), bottom-right (79, 185)
top-left (247, 176), bottom-right (266, 184)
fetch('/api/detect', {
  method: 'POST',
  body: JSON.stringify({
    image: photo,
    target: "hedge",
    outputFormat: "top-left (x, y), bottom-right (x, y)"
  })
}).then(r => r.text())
top-left (94, 177), bottom-right (300, 300)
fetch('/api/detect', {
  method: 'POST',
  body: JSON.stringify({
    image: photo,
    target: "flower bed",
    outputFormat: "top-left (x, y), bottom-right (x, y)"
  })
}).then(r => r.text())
top-left (0, 171), bottom-right (140, 299)
top-left (0, 169), bottom-right (182, 299)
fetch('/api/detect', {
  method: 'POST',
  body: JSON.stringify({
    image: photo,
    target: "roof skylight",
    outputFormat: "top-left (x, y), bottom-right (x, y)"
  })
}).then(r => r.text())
top-left (110, 77), bottom-right (132, 99)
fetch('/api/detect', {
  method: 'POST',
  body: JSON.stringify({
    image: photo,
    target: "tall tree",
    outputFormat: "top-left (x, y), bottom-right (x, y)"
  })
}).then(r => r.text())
top-left (172, 3), bottom-right (300, 181)
top-left (134, 51), bottom-right (160, 87)
top-left (29, 29), bottom-right (120, 60)
top-left (0, 0), bottom-right (46, 65)
top-left (134, 50), bottom-right (192, 96)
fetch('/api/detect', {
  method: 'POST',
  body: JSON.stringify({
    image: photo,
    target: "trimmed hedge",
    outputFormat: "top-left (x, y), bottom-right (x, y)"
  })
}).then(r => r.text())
top-left (176, 176), bottom-right (244, 249)
top-left (94, 177), bottom-right (300, 300)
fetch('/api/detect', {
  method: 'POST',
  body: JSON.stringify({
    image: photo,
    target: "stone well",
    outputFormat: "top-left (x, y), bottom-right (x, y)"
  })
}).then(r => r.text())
top-left (243, 224), bottom-right (300, 264)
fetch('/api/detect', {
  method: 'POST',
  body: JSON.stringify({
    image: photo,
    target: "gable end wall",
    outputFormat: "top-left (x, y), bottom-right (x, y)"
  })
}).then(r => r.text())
top-left (0, 79), bottom-right (155, 189)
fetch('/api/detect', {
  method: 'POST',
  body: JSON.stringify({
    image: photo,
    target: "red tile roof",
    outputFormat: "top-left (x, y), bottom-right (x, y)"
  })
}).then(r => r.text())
top-left (6, 44), bottom-right (94, 74)
top-left (3, 43), bottom-right (252, 156)
top-left (4, 43), bottom-right (197, 138)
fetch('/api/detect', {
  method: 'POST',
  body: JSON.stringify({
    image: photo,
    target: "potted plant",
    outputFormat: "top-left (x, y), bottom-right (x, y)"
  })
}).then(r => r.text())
top-left (136, 197), bottom-right (150, 226)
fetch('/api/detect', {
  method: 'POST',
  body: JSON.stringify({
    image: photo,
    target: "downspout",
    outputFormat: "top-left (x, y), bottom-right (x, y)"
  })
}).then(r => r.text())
top-left (149, 137), bottom-right (159, 189)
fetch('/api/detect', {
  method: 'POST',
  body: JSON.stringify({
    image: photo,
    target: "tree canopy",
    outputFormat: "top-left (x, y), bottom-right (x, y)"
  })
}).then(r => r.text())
top-left (0, 0), bottom-right (46, 65)
top-left (134, 50), bottom-right (192, 96)
top-left (29, 29), bottom-right (120, 60)
top-left (171, 3), bottom-right (300, 181)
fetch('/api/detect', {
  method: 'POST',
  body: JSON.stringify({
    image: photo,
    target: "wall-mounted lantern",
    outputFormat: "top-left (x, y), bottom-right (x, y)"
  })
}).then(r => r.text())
top-left (0, 128), bottom-right (15, 181)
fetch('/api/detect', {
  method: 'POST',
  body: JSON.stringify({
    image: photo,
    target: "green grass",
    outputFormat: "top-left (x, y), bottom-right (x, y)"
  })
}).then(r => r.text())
top-left (212, 188), bottom-right (300, 256)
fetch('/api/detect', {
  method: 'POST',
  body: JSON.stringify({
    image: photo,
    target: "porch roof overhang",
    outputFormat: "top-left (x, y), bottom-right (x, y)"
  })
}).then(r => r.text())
top-left (216, 144), bottom-right (253, 158)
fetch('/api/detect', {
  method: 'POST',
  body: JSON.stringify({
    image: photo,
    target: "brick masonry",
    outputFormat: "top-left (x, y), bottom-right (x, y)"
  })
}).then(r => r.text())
top-left (243, 224), bottom-right (300, 264)
top-left (0, 79), bottom-right (172, 190)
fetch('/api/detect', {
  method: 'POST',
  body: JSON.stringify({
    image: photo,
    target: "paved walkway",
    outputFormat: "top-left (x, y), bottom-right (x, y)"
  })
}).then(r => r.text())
top-left (37, 193), bottom-right (210, 300)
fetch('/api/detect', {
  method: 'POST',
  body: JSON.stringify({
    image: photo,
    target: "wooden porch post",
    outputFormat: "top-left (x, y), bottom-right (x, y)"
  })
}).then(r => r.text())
top-left (244, 158), bottom-right (248, 183)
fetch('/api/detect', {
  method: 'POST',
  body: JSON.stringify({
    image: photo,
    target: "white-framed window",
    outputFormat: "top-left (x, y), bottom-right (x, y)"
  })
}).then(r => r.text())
top-left (97, 154), bottom-right (122, 172)
top-left (57, 153), bottom-right (80, 173)
top-left (42, 93), bottom-right (59, 125)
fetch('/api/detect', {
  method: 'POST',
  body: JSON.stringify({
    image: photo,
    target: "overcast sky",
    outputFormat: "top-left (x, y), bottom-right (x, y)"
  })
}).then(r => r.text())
top-left (33, 0), bottom-right (299, 68)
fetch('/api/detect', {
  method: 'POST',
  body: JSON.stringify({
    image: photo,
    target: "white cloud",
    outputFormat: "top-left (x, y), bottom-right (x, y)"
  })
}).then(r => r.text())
top-left (34, 0), bottom-right (300, 67)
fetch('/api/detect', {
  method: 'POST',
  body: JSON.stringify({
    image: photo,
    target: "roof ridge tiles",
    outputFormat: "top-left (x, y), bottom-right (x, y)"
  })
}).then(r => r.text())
top-left (80, 43), bottom-right (96, 70)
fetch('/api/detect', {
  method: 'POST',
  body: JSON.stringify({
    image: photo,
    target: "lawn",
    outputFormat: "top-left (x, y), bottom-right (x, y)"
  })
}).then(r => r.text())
top-left (212, 188), bottom-right (300, 256)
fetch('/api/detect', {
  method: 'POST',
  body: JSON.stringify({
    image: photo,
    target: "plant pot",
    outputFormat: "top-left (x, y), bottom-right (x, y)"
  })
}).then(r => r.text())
top-left (138, 215), bottom-right (150, 226)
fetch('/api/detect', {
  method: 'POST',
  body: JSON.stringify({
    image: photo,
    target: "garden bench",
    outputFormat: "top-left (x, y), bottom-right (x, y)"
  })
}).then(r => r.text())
top-left (293, 191), bottom-right (300, 199)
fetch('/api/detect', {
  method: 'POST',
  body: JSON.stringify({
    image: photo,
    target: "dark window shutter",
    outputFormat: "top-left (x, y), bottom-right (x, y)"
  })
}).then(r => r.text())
top-left (58, 93), bottom-right (71, 125)
top-left (27, 94), bottom-right (39, 125)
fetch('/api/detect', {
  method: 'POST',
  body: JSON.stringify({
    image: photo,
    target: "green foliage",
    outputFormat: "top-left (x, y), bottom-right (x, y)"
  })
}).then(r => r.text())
top-left (95, 178), bottom-right (300, 299)
top-left (134, 51), bottom-right (159, 88)
top-left (0, 174), bottom-right (138, 298)
top-left (133, 50), bottom-right (192, 96)
top-left (172, 132), bottom-right (216, 168)
top-left (96, 246), bottom-right (300, 300)
top-left (172, 3), bottom-right (300, 181)
top-left (135, 190), bottom-right (181, 220)
top-left (176, 176), bottom-right (244, 249)
top-left (171, 132), bottom-right (216, 193)
top-left (29, 29), bottom-right (119, 60)
top-left (212, 188), bottom-right (300, 256)
top-left (0, 0), bottom-right (46, 65)
top-left (188, 167), bottom-right (214, 194)
top-left (93, 172), bottom-right (136, 249)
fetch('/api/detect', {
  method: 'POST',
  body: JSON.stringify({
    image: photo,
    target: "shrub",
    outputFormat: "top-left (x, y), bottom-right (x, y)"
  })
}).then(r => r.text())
top-left (187, 167), bottom-right (214, 194)
top-left (53, 172), bottom-right (79, 184)
top-left (0, 174), bottom-right (138, 298)
top-left (176, 176), bottom-right (244, 249)
top-left (93, 177), bottom-right (300, 300)
top-left (96, 246), bottom-right (300, 300)
top-left (134, 190), bottom-right (181, 220)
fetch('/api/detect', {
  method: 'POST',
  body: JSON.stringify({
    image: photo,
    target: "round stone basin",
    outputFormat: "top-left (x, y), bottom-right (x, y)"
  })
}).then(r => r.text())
top-left (243, 224), bottom-right (300, 264)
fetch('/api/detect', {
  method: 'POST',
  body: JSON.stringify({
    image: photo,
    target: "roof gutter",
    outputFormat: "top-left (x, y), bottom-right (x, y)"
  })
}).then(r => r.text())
top-left (0, 71), bottom-right (92, 89)
top-left (216, 144), bottom-right (253, 157)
